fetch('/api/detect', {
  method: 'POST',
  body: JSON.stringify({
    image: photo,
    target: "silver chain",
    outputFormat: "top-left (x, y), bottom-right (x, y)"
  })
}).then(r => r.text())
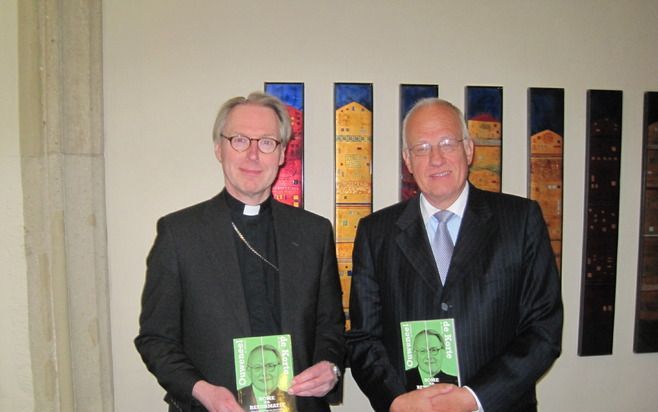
top-left (231, 222), bottom-right (279, 272)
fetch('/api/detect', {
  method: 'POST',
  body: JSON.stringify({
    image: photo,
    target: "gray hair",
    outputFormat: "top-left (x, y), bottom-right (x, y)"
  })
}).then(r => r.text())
top-left (413, 329), bottom-right (445, 348)
top-left (248, 344), bottom-right (281, 363)
top-left (212, 91), bottom-right (292, 147)
top-left (402, 98), bottom-right (470, 150)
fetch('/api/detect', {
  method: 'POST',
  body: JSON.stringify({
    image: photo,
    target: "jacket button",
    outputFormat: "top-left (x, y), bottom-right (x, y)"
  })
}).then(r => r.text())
top-left (441, 302), bottom-right (449, 311)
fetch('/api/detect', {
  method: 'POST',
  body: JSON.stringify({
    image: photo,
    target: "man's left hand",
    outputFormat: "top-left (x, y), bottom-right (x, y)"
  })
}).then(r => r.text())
top-left (391, 384), bottom-right (477, 412)
top-left (429, 385), bottom-right (478, 412)
top-left (287, 361), bottom-right (338, 397)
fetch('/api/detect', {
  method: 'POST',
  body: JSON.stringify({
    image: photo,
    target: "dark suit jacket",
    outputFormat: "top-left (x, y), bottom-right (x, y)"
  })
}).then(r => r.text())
top-left (404, 367), bottom-right (458, 390)
top-left (347, 185), bottom-right (563, 412)
top-left (135, 192), bottom-right (345, 412)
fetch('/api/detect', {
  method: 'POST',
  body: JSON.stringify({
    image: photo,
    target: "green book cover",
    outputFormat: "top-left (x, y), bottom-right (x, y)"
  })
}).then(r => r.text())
top-left (233, 334), bottom-right (297, 412)
top-left (400, 318), bottom-right (461, 390)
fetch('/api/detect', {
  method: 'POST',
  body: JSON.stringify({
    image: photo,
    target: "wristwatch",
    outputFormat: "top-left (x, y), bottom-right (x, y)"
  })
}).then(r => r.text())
top-left (331, 363), bottom-right (341, 381)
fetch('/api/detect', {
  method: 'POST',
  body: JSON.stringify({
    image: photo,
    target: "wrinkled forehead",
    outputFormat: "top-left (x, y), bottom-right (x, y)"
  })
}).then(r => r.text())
top-left (225, 104), bottom-right (281, 135)
top-left (405, 105), bottom-right (463, 141)
top-left (413, 334), bottom-right (441, 349)
top-left (251, 348), bottom-right (279, 362)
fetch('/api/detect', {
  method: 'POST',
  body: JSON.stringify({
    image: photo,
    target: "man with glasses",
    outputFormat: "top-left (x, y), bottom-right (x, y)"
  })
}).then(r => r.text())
top-left (347, 98), bottom-right (563, 412)
top-left (405, 330), bottom-right (458, 391)
top-left (238, 345), bottom-right (293, 412)
top-left (136, 92), bottom-right (344, 412)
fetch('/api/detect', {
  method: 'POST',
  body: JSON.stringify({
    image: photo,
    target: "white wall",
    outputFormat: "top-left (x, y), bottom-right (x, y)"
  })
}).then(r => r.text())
top-left (0, 0), bottom-right (34, 410)
top-left (104, 1), bottom-right (658, 411)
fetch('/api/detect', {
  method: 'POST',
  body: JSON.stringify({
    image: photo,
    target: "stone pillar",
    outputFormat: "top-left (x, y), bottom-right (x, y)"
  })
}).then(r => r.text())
top-left (18, 1), bottom-right (114, 410)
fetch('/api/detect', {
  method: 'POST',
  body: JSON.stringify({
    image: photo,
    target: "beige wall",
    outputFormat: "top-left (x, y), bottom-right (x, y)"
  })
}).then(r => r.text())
top-left (103, 1), bottom-right (658, 411)
top-left (1, 0), bottom-right (34, 410)
top-left (3, 0), bottom-right (657, 410)
top-left (104, 1), bottom-right (657, 411)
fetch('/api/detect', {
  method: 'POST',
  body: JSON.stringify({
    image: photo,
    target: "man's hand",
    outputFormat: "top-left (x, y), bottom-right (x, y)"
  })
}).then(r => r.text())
top-left (390, 384), bottom-right (455, 412)
top-left (390, 384), bottom-right (477, 412)
top-left (287, 360), bottom-right (338, 397)
top-left (192, 380), bottom-right (243, 412)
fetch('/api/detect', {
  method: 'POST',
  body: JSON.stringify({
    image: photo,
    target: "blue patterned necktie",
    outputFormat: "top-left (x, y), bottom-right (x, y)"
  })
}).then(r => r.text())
top-left (432, 210), bottom-right (454, 285)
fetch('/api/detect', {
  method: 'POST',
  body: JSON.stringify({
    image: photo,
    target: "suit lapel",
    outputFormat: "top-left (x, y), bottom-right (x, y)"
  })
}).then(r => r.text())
top-left (395, 197), bottom-right (443, 294)
top-left (271, 202), bottom-right (302, 333)
top-left (447, 186), bottom-right (496, 287)
top-left (201, 193), bottom-right (251, 337)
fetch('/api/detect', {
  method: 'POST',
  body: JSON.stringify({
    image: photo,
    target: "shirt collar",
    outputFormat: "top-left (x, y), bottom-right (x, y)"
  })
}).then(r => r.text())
top-left (419, 183), bottom-right (470, 225)
top-left (224, 189), bottom-right (272, 216)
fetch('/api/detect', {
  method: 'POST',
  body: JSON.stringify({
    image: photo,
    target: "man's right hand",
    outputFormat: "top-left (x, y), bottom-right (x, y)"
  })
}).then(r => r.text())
top-left (192, 381), bottom-right (243, 412)
top-left (389, 384), bottom-right (456, 412)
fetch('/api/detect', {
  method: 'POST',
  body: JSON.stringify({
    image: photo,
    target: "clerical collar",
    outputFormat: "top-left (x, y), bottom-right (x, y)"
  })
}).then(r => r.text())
top-left (243, 204), bottom-right (260, 216)
top-left (224, 190), bottom-right (272, 216)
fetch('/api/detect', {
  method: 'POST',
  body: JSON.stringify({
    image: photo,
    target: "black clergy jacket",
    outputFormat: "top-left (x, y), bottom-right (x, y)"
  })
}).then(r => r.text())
top-left (135, 191), bottom-right (345, 412)
top-left (346, 184), bottom-right (563, 412)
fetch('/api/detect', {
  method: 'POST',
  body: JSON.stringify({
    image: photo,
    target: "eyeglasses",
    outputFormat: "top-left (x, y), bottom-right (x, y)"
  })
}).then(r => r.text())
top-left (221, 133), bottom-right (282, 154)
top-left (415, 347), bottom-right (443, 356)
top-left (407, 137), bottom-right (464, 156)
top-left (247, 362), bottom-right (281, 373)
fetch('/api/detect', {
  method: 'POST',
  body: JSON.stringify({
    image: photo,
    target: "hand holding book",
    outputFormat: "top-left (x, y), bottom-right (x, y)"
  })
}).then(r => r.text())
top-left (288, 360), bottom-right (338, 397)
top-left (192, 381), bottom-right (243, 412)
top-left (390, 384), bottom-right (477, 412)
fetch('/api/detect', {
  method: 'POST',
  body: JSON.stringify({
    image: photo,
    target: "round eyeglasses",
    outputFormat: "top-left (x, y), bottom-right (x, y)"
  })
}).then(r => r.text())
top-left (221, 133), bottom-right (282, 154)
top-left (415, 347), bottom-right (443, 356)
top-left (247, 362), bottom-right (281, 373)
top-left (407, 137), bottom-right (464, 156)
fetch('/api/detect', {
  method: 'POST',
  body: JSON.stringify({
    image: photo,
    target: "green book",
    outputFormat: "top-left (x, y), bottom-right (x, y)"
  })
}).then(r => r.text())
top-left (233, 334), bottom-right (297, 412)
top-left (400, 318), bottom-right (461, 390)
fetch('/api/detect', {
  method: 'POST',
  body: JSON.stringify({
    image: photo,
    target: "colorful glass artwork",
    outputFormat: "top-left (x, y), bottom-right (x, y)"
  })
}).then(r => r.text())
top-left (465, 86), bottom-right (503, 192)
top-left (578, 90), bottom-right (623, 356)
top-left (265, 82), bottom-right (304, 207)
top-left (634, 91), bottom-right (658, 353)
top-left (528, 88), bottom-right (565, 271)
top-left (334, 83), bottom-right (373, 328)
top-left (399, 84), bottom-right (439, 201)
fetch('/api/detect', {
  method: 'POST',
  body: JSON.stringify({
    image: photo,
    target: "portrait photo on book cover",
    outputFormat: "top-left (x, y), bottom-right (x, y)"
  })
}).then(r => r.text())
top-left (234, 334), bottom-right (297, 412)
top-left (400, 319), bottom-right (461, 391)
